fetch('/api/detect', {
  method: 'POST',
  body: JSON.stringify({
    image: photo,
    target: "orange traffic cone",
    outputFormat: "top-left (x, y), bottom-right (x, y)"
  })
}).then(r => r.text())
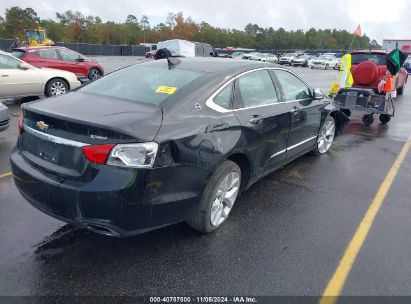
top-left (384, 74), bottom-right (393, 92)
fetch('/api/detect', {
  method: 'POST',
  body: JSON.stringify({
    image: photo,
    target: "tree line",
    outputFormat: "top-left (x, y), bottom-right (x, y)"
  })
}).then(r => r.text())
top-left (0, 6), bottom-right (380, 50)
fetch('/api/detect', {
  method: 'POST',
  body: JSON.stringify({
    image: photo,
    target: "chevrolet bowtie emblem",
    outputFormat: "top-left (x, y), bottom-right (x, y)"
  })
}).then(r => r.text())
top-left (36, 121), bottom-right (49, 130)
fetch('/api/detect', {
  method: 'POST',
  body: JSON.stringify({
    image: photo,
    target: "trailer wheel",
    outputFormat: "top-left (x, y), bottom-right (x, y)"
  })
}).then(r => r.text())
top-left (379, 114), bottom-right (391, 124)
top-left (362, 114), bottom-right (374, 126)
top-left (341, 109), bottom-right (351, 117)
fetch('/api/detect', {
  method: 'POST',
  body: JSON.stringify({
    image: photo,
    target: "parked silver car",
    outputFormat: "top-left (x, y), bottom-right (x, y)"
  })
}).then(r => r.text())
top-left (0, 102), bottom-right (10, 132)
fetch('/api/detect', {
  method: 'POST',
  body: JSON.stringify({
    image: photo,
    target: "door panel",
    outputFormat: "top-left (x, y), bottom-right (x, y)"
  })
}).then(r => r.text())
top-left (274, 69), bottom-right (323, 161)
top-left (232, 70), bottom-right (289, 177)
top-left (26, 49), bottom-right (62, 70)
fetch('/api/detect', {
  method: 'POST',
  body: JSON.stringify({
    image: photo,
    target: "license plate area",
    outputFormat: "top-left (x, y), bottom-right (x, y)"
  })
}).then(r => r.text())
top-left (38, 140), bottom-right (59, 164)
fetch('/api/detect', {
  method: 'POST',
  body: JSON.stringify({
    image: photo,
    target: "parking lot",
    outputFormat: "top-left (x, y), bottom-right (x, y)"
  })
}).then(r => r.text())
top-left (1, 57), bottom-right (411, 297)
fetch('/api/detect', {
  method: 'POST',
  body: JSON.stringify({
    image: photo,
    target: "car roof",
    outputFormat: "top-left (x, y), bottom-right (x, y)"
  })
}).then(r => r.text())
top-left (13, 46), bottom-right (67, 52)
top-left (141, 57), bottom-right (275, 75)
top-left (350, 49), bottom-right (388, 54)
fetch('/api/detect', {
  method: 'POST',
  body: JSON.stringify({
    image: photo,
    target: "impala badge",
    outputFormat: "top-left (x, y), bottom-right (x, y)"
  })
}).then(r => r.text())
top-left (36, 121), bottom-right (49, 130)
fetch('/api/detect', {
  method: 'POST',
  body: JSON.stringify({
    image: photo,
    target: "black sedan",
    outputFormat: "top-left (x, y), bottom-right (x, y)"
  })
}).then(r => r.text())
top-left (11, 58), bottom-right (338, 237)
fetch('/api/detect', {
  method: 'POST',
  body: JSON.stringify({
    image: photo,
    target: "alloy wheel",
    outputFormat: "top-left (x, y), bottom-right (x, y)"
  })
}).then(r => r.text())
top-left (317, 120), bottom-right (335, 154)
top-left (90, 69), bottom-right (101, 80)
top-left (210, 172), bottom-right (240, 227)
top-left (50, 81), bottom-right (67, 96)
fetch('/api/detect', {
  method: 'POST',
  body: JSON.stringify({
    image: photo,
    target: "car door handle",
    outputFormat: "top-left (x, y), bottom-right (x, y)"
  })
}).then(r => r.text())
top-left (249, 115), bottom-right (263, 125)
top-left (290, 107), bottom-right (300, 114)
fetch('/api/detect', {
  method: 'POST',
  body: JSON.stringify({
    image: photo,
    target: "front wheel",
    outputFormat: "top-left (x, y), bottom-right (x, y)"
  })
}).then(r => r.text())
top-left (312, 116), bottom-right (335, 155)
top-left (324, 64), bottom-right (329, 70)
top-left (45, 78), bottom-right (68, 97)
top-left (362, 114), bottom-right (374, 126)
top-left (88, 68), bottom-right (102, 81)
top-left (187, 160), bottom-right (241, 233)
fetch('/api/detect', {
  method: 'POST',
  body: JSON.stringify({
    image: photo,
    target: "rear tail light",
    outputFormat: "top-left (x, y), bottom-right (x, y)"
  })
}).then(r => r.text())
top-left (82, 144), bottom-right (115, 164)
top-left (82, 142), bottom-right (158, 168)
top-left (18, 116), bottom-right (24, 134)
top-left (107, 143), bottom-right (158, 168)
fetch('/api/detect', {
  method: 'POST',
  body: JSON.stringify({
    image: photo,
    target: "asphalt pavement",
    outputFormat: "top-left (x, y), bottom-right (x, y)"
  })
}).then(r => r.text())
top-left (0, 57), bottom-right (410, 298)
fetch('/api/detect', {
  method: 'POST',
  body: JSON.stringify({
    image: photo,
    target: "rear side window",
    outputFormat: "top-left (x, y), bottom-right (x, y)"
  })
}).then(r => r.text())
top-left (37, 49), bottom-right (59, 59)
top-left (275, 70), bottom-right (311, 101)
top-left (236, 70), bottom-right (279, 108)
top-left (11, 50), bottom-right (26, 58)
top-left (213, 83), bottom-right (233, 109)
top-left (351, 53), bottom-right (386, 65)
top-left (80, 64), bottom-right (204, 105)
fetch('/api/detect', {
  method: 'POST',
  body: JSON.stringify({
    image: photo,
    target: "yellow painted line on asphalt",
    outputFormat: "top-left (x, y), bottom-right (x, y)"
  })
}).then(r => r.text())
top-left (0, 171), bottom-right (12, 179)
top-left (319, 137), bottom-right (411, 304)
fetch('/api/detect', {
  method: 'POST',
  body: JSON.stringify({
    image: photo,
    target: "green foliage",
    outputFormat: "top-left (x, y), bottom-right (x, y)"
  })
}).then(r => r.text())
top-left (0, 6), bottom-right (379, 50)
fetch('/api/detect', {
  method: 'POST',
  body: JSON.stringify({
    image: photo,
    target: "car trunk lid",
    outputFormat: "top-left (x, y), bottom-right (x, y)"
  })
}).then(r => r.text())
top-left (19, 92), bottom-right (163, 179)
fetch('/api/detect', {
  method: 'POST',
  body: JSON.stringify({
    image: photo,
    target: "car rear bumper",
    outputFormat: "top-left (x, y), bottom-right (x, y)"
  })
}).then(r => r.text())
top-left (11, 146), bottom-right (210, 237)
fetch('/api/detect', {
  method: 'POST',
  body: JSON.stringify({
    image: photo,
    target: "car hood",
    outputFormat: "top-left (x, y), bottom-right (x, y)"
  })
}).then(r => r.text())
top-left (22, 91), bottom-right (163, 142)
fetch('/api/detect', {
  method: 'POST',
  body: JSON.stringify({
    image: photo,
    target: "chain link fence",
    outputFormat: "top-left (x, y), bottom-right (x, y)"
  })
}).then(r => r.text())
top-left (0, 38), bottom-right (150, 56)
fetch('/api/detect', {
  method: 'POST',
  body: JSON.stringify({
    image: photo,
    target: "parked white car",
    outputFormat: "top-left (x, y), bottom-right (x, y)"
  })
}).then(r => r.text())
top-left (0, 51), bottom-right (81, 99)
top-left (309, 55), bottom-right (340, 70)
top-left (262, 53), bottom-right (278, 63)
top-left (278, 53), bottom-right (297, 65)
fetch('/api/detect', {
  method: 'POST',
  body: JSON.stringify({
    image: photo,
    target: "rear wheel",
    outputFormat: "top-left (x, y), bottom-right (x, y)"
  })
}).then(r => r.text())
top-left (187, 160), bottom-right (241, 233)
top-left (362, 114), bottom-right (374, 126)
top-left (88, 68), bottom-right (102, 81)
top-left (325, 64), bottom-right (329, 70)
top-left (379, 114), bottom-right (391, 124)
top-left (45, 78), bottom-right (68, 97)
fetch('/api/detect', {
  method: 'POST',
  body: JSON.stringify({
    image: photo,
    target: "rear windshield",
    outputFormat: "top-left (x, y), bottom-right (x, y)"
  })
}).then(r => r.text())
top-left (351, 53), bottom-right (386, 65)
top-left (11, 50), bottom-right (26, 58)
top-left (80, 64), bottom-right (205, 105)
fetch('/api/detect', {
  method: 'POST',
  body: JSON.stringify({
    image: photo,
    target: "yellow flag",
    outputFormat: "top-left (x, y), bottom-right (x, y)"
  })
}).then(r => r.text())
top-left (329, 54), bottom-right (353, 96)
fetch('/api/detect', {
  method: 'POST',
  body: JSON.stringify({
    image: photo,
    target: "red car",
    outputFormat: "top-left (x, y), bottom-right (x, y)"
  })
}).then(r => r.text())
top-left (350, 50), bottom-right (408, 94)
top-left (12, 46), bottom-right (104, 83)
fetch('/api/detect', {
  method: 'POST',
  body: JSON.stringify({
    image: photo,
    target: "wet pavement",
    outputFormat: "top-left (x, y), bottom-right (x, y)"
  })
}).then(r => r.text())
top-left (0, 57), bottom-right (410, 296)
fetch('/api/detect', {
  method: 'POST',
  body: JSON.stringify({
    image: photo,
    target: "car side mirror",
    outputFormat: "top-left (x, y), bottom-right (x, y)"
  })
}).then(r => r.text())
top-left (18, 62), bottom-right (31, 70)
top-left (75, 58), bottom-right (85, 62)
top-left (313, 88), bottom-right (323, 100)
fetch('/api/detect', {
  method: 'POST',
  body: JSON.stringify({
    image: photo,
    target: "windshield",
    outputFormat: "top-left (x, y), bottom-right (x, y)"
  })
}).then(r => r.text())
top-left (80, 64), bottom-right (205, 105)
top-left (351, 53), bottom-right (386, 65)
top-left (284, 53), bottom-right (294, 57)
top-left (318, 56), bottom-right (333, 60)
top-left (296, 54), bottom-right (309, 59)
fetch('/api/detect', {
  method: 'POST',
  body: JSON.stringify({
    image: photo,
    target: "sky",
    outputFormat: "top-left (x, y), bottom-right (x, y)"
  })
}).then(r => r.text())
top-left (1, 0), bottom-right (410, 44)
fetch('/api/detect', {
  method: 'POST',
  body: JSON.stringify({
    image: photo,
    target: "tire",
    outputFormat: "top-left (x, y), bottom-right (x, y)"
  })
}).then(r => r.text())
top-left (45, 78), bottom-right (69, 97)
top-left (187, 160), bottom-right (241, 233)
top-left (312, 116), bottom-right (336, 155)
top-left (341, 109), bottom-right (351, 117)
top-left (334, 64), bottom-right (339, 70)
top-left (397, 86), bottom-right (404, 95)
top-left (325, 64), bottom-right (329, 70)
top-left (362, 114), bottom-right (374, 126)
top-left (88, 68), bottom-right (102, 81)
top-left (379, 114), bottom-right (391, 124)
